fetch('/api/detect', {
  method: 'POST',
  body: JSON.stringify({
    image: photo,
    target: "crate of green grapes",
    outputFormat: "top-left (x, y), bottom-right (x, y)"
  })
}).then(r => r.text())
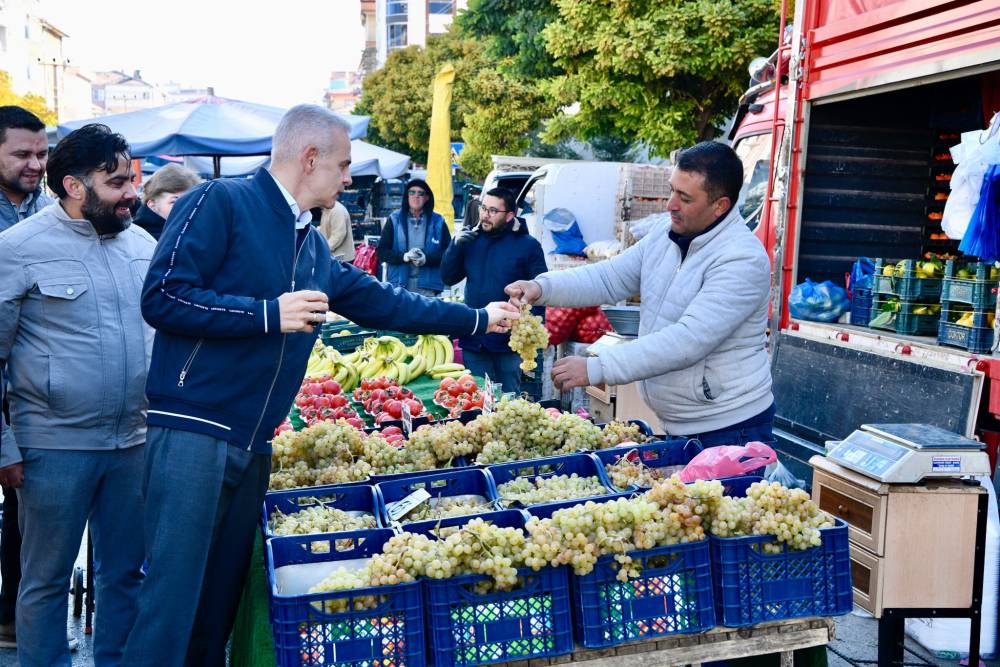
top-left (406, 510), bottom-right (574, 667)
top-left (266, 529), bottom-right (426, 667)
top-left (571, 538), bottom-right (716, 648)
top-left (709, 477), bottom-right (852, 627)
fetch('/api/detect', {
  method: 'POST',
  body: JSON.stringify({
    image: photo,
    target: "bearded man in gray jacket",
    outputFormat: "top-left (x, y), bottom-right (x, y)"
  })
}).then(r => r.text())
top-left (506, 141), bottom-right (775, 445)
top-left (0, 124), bottom-right (153, 666)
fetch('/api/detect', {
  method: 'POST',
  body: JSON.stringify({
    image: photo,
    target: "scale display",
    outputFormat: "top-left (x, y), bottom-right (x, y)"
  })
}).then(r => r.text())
top-left (828, 423), bottom-right (990, 483)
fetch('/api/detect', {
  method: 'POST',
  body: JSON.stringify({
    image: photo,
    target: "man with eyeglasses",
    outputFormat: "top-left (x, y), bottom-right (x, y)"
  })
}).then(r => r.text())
top-left (376, 178), bottom-right (451, 296)
top-left (442, 187), bottom-right (547, 393)
top-left (506, 142), bottom-right (775, 447)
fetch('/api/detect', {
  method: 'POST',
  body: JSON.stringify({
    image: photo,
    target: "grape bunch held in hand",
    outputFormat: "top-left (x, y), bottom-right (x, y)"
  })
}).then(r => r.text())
top-left (508, 304), bottom-right (548, 372)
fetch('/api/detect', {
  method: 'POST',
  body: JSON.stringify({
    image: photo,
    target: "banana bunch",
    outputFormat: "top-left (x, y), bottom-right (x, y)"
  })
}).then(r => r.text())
top-left (304, 340), bottom-right (361, 391)
top-left (348, 336), bottom-right (412, 383)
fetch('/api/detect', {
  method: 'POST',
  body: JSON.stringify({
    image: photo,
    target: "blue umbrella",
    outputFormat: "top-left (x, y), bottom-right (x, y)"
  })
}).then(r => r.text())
top-left (57, 95), bottom-right (369, 176)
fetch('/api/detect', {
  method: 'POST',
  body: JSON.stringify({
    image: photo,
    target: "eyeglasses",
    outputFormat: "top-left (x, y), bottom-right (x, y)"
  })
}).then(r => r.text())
top-left (478, 204), bottom-right (508, 216)
top-left (407, 190), bottom-right (429, 197)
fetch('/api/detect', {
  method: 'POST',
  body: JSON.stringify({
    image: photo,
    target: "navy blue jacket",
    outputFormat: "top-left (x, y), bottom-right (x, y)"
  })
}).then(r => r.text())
top-left (441, 219), bottom-right (547, 354)
top-left (142, 169), bottom-right (490, 454)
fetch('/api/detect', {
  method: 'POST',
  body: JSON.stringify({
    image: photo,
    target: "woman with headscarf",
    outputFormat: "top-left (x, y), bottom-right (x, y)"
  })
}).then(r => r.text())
top-left (376, 178), bottom-right (451, 296)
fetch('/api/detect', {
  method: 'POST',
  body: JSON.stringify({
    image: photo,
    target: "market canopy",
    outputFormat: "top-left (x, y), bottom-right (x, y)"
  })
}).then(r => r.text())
top-left (142, 139), bottom-right (410, 180)
top-left (56, 95), bottom-right (369, 158)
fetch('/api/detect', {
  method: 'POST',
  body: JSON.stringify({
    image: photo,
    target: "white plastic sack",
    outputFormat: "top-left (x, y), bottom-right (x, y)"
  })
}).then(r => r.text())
top-left (905, 474), bottom-right (999, 659)
top-left (943, 112), bottom-right (1000, 241)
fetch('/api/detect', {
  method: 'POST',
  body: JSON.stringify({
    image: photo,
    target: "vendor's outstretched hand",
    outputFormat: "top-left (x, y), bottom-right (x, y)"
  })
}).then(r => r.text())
top-left (505, 280), bottom-right (542, 307)
top-left (484, 301), bottom-right (520, 334)
top-left (552, 355), bottom-right (590, 391)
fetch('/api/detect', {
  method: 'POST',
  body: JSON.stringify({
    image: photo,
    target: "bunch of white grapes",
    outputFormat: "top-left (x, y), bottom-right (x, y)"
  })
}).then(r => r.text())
top-left (599, 422), bottom-right (651, 449)
top-left (603, 457), bottom-right (680, 490)
top-left (268, 504), bottom-right (376, 537)
top-left (398, 496), bottom-right (494, 524)
top-left (472, 399), bottom-right (607, 464)
top-left (508, 304), bottom-right (548, 372)
top-left (497, 473), bottom-right (610, 507)
top-left (711, 480), bottom-right (834, 553)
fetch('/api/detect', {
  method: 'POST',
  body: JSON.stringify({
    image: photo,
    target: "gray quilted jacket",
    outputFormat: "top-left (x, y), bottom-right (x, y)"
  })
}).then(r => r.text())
top-left (536, 206), bottom-right (773, 435)
top-left (0, 203), bottom-right (155, 466)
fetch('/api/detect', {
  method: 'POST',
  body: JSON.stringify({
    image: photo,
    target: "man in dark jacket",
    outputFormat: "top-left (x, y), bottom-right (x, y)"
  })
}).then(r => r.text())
top-left (122, 105), bottom-right (517, 667)
top-left (376, 178), bottom-right (451, 295)
top-left (442, 187), bottom-right (547, 393)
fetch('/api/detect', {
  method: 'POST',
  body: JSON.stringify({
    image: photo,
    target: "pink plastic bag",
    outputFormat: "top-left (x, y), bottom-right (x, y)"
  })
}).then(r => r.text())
top-left (677, 442), bottom-right (777, 482)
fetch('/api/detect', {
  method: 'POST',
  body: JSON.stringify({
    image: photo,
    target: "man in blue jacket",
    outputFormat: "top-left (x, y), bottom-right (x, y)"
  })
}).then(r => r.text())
top-left (441, 187), bottom-right (547, 393)
top-left (122, 105), bottom-right (517, 667)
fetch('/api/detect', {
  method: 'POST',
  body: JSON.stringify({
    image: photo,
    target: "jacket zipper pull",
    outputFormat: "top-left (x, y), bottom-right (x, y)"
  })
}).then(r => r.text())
top-left (178, 371), bottom-right (187, 387)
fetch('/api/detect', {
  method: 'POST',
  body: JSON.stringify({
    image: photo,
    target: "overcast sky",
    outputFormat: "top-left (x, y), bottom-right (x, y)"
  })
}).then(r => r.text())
top-left (45, 0), bottom-right (365, 108)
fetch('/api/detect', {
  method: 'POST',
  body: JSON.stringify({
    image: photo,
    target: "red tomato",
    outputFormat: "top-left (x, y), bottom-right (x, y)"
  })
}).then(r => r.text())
top-left (440, 377), bottom-right (457, 390)
top-left (460, 379), bottom-right (476, 394)
top-left (346, 417), bottom-right (365, 429)
top-left (313, 396), bottom-right (332, 409)
top-left (331, 394), bottom-right (348, 408)
top-left (322, 380), bottom-right (342, 395)
top-left (447, 384), bottom-right (463, 397)
top-left (382, 426), bottom-right (403, 436)
top-left (460, 399), bottom-right (474, 412)
top-left (303, 383), bottom-right (323, 396)
top-left (404, 399), bottom-right (423, 416)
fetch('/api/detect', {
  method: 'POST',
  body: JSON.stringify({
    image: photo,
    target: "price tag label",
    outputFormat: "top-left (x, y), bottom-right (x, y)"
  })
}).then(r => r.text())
top-left (386, 488), bottom-right (431, 523)
top-left (483, 373), bottom-right (496, 415)
top-left (401, 401), bottom-right (413, 435)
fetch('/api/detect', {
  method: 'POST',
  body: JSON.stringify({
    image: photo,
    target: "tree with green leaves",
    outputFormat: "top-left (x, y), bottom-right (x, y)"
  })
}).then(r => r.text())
top-left (354, 31), bottom-right (489, 164)
top-left (539, 0), bottom-right (780, 155)
top-left (456, 0), bottom-right (560, 80)
top-left (457, 69), bottom-right (556, 178)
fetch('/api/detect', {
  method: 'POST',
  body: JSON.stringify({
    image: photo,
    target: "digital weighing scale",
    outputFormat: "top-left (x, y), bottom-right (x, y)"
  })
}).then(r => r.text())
top-left (827, 423), bottom-right (991, 483)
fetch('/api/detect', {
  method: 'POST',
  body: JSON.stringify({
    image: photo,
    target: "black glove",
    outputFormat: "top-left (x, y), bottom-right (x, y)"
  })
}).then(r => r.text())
top-left (454, 227), bottom-right (478, 246)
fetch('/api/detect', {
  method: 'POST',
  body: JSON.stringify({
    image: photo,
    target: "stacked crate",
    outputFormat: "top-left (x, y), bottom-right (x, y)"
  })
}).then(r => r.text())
top-left (937, 260), bottom-right (998, 354)
top-left (868, 259), bottom-right (942, 336)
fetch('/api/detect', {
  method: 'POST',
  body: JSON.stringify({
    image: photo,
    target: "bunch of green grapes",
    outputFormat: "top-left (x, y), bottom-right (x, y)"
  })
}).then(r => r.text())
top-left (472, 399), bottom-right (605, 463)
top-left (604, 458), bottom-right (671, 490)
top-left (508, 304), bottom-right (548, 372)
top-left (359, 434), bottom-right (435, 476)
top-left (307, 563), bottom-right (376, 612)
top-left (413, 420), bottom-right (480, 463)
top-left (600, 421), bottom-right (651, 449)
top-left (398, 496), bottom-right (494, 524)
top-left (552, 413), bottom-right (605, 453)
top-left (712, 480), bottom-right (834, 553)
top-left (268, 461), bottom-right (320, 490)
top-left (268, 505), bottom-right (376, 537)
top-left (497, 473), bottom-right (610, 507)
top-left (271, 420), bottom-right (361, 470)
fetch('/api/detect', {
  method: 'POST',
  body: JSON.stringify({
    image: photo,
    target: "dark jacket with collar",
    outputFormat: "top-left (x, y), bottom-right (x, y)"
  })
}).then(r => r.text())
top-left (141, 169), bottom-right (491, 454)
top-left (441, 218), bottom-right (547, 354)
top-left (377, 210), bottom-right (450, 292)
top-left (133, 203), bottom-right (166, 241)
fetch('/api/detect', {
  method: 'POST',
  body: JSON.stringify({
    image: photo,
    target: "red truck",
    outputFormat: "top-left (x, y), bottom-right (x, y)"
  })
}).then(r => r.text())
top-left (727, 0), bottom-right (1000, 480)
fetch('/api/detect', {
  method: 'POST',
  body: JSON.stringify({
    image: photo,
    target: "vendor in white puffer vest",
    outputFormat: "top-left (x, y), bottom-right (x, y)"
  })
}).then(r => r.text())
top-left (506, 141), bottom-right (774, 445)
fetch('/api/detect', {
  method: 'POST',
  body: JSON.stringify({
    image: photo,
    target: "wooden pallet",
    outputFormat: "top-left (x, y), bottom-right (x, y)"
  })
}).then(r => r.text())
top-left (495, 617), bottom-right (835, 667)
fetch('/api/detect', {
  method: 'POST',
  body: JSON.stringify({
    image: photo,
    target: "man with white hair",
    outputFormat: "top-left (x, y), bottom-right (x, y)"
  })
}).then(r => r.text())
top-left (122, 105), bottom-right (518, 666)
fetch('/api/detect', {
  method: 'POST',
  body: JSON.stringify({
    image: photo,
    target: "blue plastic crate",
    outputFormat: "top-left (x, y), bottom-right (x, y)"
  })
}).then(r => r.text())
top-left (593, 439), bottom-right (703, 491)
top-left (405, 511), bottom-right (574, 667)
top-left (872, 259), bottom-right (943, 300)
top-left (524, 491), bottom-right (640, 520)
top-left (709, 478), bottom-right (852, 627)
top-left (850, 288), bottom-right (874, 326)
top-left (368, 457), bottom-right (474, 486)
top-left (571, 539), bottom-right (715, 648)
top-left (487, 453), bottom-right (616, 511)
top-left (941, 260), bottom-right (999, 309)
top-left (263, 484), bottom-right (384, 539)
top-left (376, 468), bottom-right (499, 526)
top-left (266, 529), bottom-right (425, 667)
top-left (937, 320), bottom-right (995, 354)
